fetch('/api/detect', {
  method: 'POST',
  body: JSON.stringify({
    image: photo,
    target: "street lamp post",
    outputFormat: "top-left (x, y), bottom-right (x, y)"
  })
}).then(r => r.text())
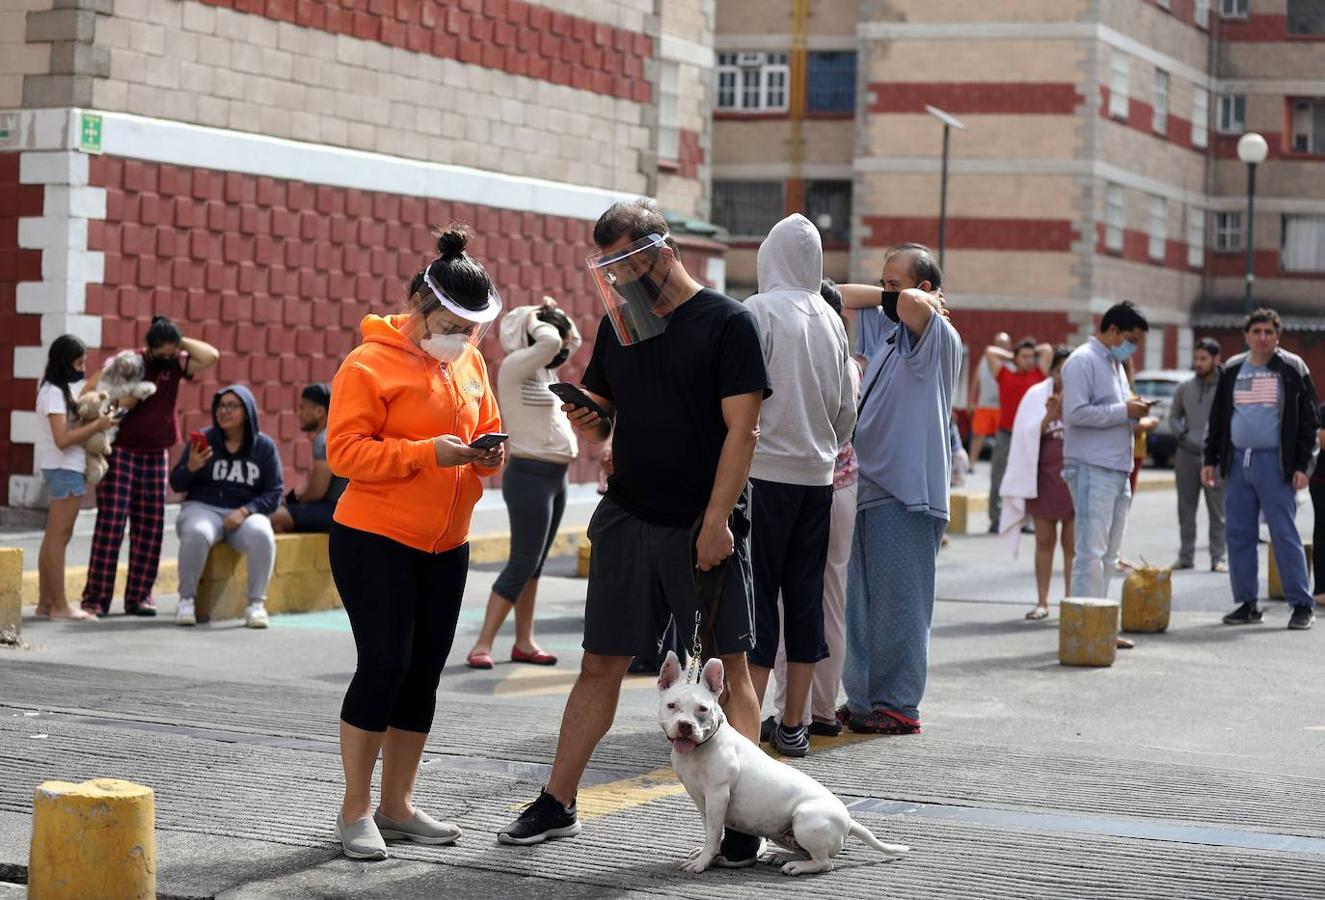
top-left (1236, 132), bottom-right (1269, 317)
top-left (925, 105), bottom-right (966, 269)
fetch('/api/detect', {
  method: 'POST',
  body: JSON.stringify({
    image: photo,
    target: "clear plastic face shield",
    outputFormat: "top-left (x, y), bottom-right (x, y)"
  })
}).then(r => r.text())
top-left (585, 233), bottom-right (677, 346)
top-left (413, 271), bottom-right (502, 364)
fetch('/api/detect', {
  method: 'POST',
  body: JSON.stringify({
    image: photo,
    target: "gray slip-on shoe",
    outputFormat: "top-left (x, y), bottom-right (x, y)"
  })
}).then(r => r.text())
top-left (337, 813), bottom-right (388, 860)
top-left (374, 807), bottom-right (463, 845)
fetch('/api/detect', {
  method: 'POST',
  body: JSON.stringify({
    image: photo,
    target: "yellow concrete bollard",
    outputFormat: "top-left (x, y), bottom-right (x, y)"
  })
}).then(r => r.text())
top-left (1268, 542), bottom-right (1313, 599)
top-left (0, 547), bottom-right (21, 639)
top-left (1058, 597), bottom-right (1119, 667)
top-left (577, 540), bottom-right (592, 578)
top-left (29, 778), bottom-right (155, 899)
top-left (1121, 565), bottom-right (1172, 633)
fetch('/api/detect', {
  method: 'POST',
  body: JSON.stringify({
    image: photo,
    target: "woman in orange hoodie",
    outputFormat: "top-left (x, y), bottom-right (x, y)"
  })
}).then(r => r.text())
top-left (327, 226), bottom-right (504, 860)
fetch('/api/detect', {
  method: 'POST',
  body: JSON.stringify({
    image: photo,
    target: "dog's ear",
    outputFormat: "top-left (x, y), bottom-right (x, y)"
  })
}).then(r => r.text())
top-left (658, 651), bottom-right (682, 692)
top-left (700, 658), bottom-right (724, 697)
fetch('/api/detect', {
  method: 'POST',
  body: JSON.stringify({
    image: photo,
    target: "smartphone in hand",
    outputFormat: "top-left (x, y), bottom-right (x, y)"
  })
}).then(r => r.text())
top-left (189, 430), bottom-right (208, 453)
top-left (547, 383), bottom-right (611, 421)
top-left (469, 432), bottom-right (509, 451)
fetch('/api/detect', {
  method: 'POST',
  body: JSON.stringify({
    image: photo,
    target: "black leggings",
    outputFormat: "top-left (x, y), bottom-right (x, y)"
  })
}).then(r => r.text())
top-left (331, 523), bottom-right (469, 733)
top-left (1311, 481), bottom-right (1325, 596)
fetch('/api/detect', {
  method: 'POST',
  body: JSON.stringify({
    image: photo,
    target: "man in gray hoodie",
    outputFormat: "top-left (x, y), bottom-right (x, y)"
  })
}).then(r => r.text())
top-left (1168, 338), bottom-right (1226, 571)
top-left (744, 214), bottom-right (856, 757)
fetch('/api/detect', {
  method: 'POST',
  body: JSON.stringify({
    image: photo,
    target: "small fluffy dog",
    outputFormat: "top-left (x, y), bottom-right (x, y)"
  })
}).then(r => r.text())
top-left (99, 351), bottom-right (158, 407)
top-left (658, 652), bottom-right (909, 876)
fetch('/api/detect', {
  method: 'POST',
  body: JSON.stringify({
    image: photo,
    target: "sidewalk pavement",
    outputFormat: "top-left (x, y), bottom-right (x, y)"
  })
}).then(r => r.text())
top-left (2, 482), bottom-right (1323, 897)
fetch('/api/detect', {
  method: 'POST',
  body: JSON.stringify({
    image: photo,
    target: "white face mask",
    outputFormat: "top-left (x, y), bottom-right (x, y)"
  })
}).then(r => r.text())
top-left (420, 333), bottom-right (469, 364)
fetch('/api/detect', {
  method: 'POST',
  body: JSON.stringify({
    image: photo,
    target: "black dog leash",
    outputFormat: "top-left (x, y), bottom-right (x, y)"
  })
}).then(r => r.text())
top-left (685, 517), bottom-right (730, 702)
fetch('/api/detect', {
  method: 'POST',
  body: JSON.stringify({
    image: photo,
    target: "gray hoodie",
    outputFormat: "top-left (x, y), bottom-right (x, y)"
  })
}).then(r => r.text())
top-left (745, 214), bottom-right (856, 486)
top-left (1168, 371), bottom-right (1220, 455)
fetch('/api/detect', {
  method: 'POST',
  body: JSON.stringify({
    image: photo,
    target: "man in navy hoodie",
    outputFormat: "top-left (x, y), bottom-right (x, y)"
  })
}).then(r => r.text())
top-left (169, 385), bottom-right (283, 628)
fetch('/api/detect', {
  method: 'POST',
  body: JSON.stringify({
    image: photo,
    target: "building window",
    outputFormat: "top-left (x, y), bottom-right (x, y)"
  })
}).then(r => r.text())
top-left (716, 52), bottom-right (790, 112)
top-left (1216, 95), bottom-right (1245, 134)
top-left (807, 52), bottom-right (856, 113)
top-left (1195, 0), bottom-right (1210, 28)
top-left (1192, 87), bottom-right (1209, 148)
top-left (658, 61), bottom-right (680, 161)
top-left (1282, 214), bottom-right (1325, 271)
top-left (1187, 207), bottom-right (1205, 268)
top-left (1290, 99), bottom-right (1325, 153)
top-left (1106, 183), bottom-right (1125, 252)
top-left (805, 180), bottom-right (852, 244)
top-left (1214, 212), bottom-right (1243, 251)
top-left (1220, 0), bottom-right (1247, 17)
top-left (712, 180), bottom-right (785, 238)
top-left (1288, 0), bottom-right (1325, 35)
top-left (1109, 52), bottom-right (1129, 119)
top-left (1153, 69), bottom-right (1169, 134)
top-left (1149, 196), bottom-right (1167, 261)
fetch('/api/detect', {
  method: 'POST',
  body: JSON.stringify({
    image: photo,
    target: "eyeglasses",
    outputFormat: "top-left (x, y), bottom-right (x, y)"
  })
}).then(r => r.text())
top-left (216, 402), bottom-right (244, 412)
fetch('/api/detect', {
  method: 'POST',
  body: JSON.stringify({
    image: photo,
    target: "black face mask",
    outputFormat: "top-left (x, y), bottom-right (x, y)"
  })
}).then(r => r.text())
top-left (880, 290), bottom-right (901, 323)
top-left (547, 348), bottom-right (570, 369)
top-left (610, 255), bottom-right (671, 314)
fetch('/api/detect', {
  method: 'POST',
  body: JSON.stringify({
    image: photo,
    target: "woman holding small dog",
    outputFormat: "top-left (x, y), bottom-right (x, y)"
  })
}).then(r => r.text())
top-left (81, 316), bottom-right (219, 618)
top-left (327, 226), bottom-right (504, 861)
top-left (34, 335), bottom-right (116, 622)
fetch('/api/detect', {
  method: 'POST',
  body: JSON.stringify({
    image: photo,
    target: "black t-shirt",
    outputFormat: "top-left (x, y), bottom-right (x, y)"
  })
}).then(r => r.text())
top-left (1314, 402), bottom-right (1325, 485)
top-left (583, 289), bottom-right (771, 528)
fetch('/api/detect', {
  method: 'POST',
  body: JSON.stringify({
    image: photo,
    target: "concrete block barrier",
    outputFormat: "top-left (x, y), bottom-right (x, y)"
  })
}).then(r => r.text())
top-left (1059, 597), bottom-right (1119, 667)
top-left (1268, 541), bottom-right (1314, 599)
top-left (0, 547), bottom-right (21, 638)
top-left (29, 778), bottom-right (155, 899)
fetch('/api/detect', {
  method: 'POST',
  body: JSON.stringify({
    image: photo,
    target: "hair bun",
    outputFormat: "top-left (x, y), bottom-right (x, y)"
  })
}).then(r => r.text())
top-left (435, 225), bottom-right (470, 261)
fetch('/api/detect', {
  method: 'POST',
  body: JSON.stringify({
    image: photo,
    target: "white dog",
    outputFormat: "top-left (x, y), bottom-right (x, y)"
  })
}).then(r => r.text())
top-left (97, 351), bottom-right (157, 443)
top-left (658, 651), bottom-right (909, 876)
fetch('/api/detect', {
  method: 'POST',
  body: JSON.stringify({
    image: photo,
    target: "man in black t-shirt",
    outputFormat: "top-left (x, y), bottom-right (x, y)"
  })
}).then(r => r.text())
top-left (499, 200), bottom-right (771, 868)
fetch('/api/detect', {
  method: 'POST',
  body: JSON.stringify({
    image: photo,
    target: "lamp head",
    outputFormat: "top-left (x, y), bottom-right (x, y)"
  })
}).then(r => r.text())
top-left (1237, 132), bottom-right (1269, 165)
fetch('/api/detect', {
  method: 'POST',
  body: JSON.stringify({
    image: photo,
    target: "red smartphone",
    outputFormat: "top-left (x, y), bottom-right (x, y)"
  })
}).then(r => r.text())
top-left (189, 431), bottom-right (208, 453)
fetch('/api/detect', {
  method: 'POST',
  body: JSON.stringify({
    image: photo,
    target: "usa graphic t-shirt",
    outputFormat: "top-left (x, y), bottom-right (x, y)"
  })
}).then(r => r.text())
top-left (1230, 363), bottom-right (1281, 451)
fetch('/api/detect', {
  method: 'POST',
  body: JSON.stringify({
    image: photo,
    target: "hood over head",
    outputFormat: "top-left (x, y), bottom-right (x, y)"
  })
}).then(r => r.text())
top-left (498, 305), bottom-right (542, 354)
top-left (211, 383), bottom-right (260, 449)
top-left (756, 213), bottom-right (824, 296)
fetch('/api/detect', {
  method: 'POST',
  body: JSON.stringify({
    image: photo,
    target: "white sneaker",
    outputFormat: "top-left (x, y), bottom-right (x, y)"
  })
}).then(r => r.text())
top-left (245, 603), bottom-right (269, 629)
top-left (176, 598), bottom-right (196, 626)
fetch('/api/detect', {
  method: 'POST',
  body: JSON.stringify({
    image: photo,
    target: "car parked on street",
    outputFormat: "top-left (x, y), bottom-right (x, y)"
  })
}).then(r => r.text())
top-left (1133, 368), bottom-right (1190, 467)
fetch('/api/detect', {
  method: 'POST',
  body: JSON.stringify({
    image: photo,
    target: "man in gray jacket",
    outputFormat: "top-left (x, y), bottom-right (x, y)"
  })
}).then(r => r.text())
top-left (744, 213), bottom-right (856, 757)
top-left (1168, 338), bottom-right (1226, 571)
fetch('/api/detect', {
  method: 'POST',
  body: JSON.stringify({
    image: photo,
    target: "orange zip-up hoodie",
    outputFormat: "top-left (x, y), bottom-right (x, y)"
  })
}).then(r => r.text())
top-left (329, 314), bottom-right (503, 554)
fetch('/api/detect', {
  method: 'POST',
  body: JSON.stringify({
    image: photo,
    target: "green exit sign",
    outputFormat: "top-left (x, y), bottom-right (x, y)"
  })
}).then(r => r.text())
top-left (79, 113), bottom-right (103, 154)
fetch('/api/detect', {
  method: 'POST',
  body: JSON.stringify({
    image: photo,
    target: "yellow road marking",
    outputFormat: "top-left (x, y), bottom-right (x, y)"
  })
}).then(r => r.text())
top-left (1306, 725), bottom-right (1325, 732)
top-left (493, 669), bottom-right (657, 699)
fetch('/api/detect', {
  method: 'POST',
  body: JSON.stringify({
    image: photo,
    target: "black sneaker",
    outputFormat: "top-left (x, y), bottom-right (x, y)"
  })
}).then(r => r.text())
top-left (714, 828), bottom-right (762, 868)
top-left (772, 722), bottom-right (810, 758)
top-left (759, 716), bottom-right (776, 743)
top-left (1222, 602), bottom-right (1264, 625)
top-left (1288, 606), bottom-right (1316, 630)
top-left (497, 790), bottom-right (581, 846)
top-left (808, 719), bottom-right (842, 737)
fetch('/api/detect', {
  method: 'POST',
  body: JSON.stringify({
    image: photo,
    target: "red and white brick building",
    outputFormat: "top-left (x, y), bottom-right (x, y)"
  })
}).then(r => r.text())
top-left (1, 0), bottom-right (720, 502)
top-left (712, 0), bottom-right (1325, 403)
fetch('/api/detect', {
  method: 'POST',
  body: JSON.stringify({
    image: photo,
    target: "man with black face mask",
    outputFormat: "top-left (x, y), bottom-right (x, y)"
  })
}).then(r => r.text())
top-left (499, 200), bottom-right (771, 869)
top-left (465, 298), bottom-right (583, 670)
top-left (833, 243), bottom-right (962, 736)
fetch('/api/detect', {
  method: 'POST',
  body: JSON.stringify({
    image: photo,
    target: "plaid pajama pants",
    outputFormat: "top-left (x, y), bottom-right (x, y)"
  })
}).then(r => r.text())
top-left (81, 447), bottom-right (168, 614)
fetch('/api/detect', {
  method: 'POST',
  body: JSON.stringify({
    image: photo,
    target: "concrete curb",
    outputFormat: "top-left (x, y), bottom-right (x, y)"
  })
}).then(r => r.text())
top-left (13, 526), bottom-right (590, 611)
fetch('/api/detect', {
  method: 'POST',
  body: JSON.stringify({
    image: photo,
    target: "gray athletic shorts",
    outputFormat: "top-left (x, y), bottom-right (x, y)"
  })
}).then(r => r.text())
top-left (582, 495), bottom-right (756, 659)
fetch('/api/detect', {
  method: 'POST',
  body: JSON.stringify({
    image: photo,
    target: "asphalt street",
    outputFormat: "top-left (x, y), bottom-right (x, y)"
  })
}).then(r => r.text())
top-left (1, 474), bottom-right (1321, 898)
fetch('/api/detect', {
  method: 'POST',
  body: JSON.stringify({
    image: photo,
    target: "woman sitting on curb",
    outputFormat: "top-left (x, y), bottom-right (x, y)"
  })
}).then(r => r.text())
top-left (169, 385), bottom-right (284, 629)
